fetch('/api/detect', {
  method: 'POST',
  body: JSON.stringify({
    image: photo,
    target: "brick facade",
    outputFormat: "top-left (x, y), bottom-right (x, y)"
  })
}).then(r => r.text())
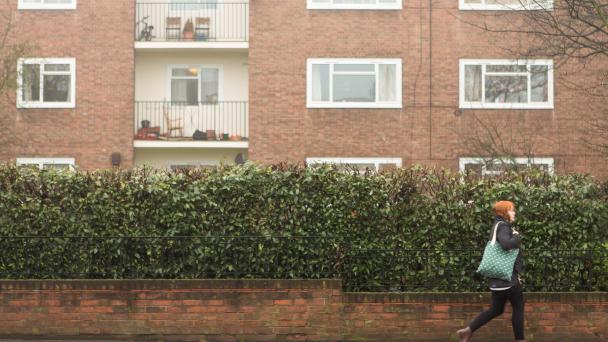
top-left (0, 0), bottom-right (134, 169)
top-left (248, 0), bottom-right (608, 178)
top-left (1, 0), bottom-right (607, 175)
top-left (0, 280), bottom-right (606, 341)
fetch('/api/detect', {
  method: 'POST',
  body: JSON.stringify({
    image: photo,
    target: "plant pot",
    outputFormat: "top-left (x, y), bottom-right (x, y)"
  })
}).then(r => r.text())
top-left (222, 133), bottom-right (229, 140)
top-left (183, 31), bottom-right (194, 40)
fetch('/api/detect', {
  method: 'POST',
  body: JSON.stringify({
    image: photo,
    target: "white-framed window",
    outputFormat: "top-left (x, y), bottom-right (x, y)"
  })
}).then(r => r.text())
top-left (16, 157), bottom-right (76, 170)
top-left (18, 0), bottom-right (76, 10)
top-left (459, 0), bottom-right (552, 11)
top-left (308, 0), bottom-right (402, 10)
top-left (459, 157), bottom-right (554, 176)
top-left (168, 65), bottom-right (222, 105)
top-left (306, 157), bottom-right (402, 172)
top-left (17, 58), bottom-right (76, 109)
top-left (459, 59), bottom-right (553, 109)
top-left (307, 59), bottom-right (402, 109)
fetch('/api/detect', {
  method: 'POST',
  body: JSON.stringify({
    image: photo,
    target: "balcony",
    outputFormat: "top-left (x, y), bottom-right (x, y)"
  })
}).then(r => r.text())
top-left (134, 101), bottom-right (248, 148)
top-left (135, 2), bottom-right (249, 49)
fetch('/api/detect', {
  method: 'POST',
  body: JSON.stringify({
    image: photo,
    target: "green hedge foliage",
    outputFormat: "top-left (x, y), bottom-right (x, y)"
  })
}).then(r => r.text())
top-left (0, 163), bottom-right (606, 291)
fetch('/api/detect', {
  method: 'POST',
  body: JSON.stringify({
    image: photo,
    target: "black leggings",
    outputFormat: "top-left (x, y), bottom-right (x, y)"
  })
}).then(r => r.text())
top-left (469, 285), bottom-right (525, 340)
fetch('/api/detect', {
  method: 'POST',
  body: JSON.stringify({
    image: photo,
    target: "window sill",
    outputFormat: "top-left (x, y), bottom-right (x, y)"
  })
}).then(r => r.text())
top-left (308, 4), bottom-right (402, 10)
top-left (18, 5), bottom-right (77, 10)
top-left (307, 102), bottom-right (402, 109)
top-left (459, 103), bottom-right (553, 110)
top-left (18, 103), bottom-right (76, 109)
top-left (459, 4), bottom-right (552, 10)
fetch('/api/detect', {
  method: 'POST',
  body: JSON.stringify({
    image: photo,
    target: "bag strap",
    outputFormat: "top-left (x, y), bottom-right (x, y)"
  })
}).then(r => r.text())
top-left (490, 222), bottom-right (501, 246)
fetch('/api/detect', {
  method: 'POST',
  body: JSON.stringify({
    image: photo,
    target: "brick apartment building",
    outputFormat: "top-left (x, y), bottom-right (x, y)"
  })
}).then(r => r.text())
top-left (1, 0), bottom-right (607, 178)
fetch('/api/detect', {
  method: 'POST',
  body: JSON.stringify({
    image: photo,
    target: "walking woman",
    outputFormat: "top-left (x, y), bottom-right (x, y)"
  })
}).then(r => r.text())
top-left (457, 201), bottom-right (525, 342)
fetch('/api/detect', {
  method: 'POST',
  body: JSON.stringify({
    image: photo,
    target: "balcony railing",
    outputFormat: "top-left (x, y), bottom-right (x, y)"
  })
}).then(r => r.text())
top-left (135, 2), bottom-right (249, 42)
top-left (134, 101), bottom-right (248, 142)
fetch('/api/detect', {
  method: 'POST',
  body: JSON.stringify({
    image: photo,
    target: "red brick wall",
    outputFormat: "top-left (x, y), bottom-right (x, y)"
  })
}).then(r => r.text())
top-left (0, 280), bottom-right (606, 341)
top-left (344, 292), bottom-right (608, 341)
top-left (0, 0), bottom-right (134, 170)
top-left (248, 0), bottom-right (608, 178)
top-left (0, 280), bottom-right (343, 341)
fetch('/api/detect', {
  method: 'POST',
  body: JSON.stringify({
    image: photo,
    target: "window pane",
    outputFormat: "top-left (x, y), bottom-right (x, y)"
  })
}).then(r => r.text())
top-left (22, 64), bottom-right (40, 102)
top-left (312, 64), bottom-right (330, 102)
top-left (172, 68), bottom-right (198, 77)
top-left (531, 65), bottom-right (548, 102)
top-left (464, 65), bottom-right (482, 102)
top-left (43, 74), bottom-right (70, 102)
top-left (485, 75), bottom-right (527, 103)
top-left (170, 0), bottom-right (217, 10)
top-left (201, 68), bottom-right (219, 103)
top-left (334, 64), bottom-right (375, 72)
top-left (530, 163), bottom-right (549, 171)
top-left (486, 163), bottom-right (509, 173)
top-left (378, 64), bottom-right (396, 102)
top-left (44, 64), bottom-right (70, 72)
top-left (171, 79), bottom-right (198, 104)
top-left (464, 163), bottom-right (482, 174)
top-left (333, 75), bottom-right (375, 102)
top-left (486, 65), bottom-right (528, 72)
top-left (335, 163), bottom-right (376, 173)
top-left (43, 164), bottom-right (71, 170)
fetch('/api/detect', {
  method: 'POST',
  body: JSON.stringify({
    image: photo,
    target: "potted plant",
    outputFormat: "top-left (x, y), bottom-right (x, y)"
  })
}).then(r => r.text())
top-left (183, 19), bottom-right (194, 40)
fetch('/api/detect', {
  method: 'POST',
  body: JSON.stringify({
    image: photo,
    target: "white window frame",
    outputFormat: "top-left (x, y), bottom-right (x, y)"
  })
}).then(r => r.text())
top-left (459, 0), bottom-right (552, 11)
top-left (167, 64), bottom-right (224, 105)
top-left (16, 157), bottom-right (76, 170)
top-left (459, 157), bottom-right (554, 176)
top-left (459, 59), bottom-right (553, 110)
top-left (307, 0), bottom-right (402, 10)
top-left (18, 0), bottom-right (77, 10)
top-left (307, 58), bottom-right (402, 109)
top-left (306, 157), bottom-right (402, 172)
top-left (17, 58), bottom-right (76, 109)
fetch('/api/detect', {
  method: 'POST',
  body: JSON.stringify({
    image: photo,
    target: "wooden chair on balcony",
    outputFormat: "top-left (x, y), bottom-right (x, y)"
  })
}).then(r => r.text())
top-left (163, 104), bottom-right (184, 138)
top-left (194, 17), bottom-right (210, 41)
top-left (166, 17), bottom-right (182, 40)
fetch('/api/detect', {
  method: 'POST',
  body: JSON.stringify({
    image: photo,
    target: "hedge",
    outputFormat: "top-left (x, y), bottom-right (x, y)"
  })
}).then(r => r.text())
top-left (0, 163), bottom-right (606, 292)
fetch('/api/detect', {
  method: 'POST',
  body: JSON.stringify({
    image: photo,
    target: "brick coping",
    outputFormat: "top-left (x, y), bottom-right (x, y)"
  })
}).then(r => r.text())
top-left (0, 279), bottom-right (605, 305)
top-left (344, 292), bottom-right (608, 303)
top-left (0, 279), bottom-right (342, 291)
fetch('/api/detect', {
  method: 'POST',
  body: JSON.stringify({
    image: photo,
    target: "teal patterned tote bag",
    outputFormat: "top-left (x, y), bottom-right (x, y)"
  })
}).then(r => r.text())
top-left (476, 222), bottom-right (520, 281)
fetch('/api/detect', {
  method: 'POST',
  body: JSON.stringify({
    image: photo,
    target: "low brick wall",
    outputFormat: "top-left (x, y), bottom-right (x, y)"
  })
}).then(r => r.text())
top-left (0, 280), bottom-right (606, 341)
top-left (343, 292), bottom-right (608, 342)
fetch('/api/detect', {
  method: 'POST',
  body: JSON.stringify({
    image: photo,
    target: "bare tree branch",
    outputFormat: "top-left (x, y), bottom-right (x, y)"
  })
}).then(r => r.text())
top-left (454, 0), bottom-right (608, 158)
top-left (0, 0), bottom-right (35, 97)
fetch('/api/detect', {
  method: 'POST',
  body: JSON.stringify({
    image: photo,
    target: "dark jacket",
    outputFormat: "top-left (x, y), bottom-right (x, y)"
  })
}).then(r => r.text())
top-left (488, 216), bottom-right (523, 289)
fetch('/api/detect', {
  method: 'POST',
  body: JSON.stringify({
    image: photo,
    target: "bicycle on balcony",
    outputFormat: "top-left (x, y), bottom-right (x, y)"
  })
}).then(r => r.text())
top-left (136, 16), bottom-right (155, 41)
